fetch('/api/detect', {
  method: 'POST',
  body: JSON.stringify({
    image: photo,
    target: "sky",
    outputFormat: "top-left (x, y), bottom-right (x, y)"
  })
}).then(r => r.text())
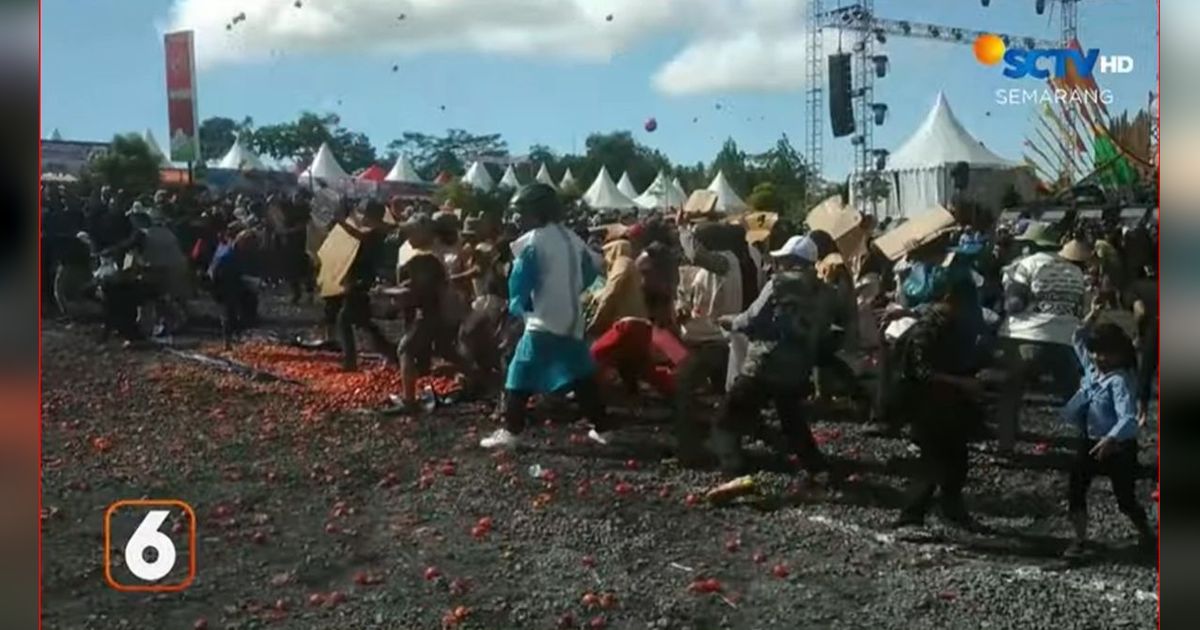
top-left (42, 0), bottom-right (1157, 180)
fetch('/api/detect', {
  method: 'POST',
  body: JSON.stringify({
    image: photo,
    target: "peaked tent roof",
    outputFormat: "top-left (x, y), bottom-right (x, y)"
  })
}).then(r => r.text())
top-left (583, 167), bottom-right (638, 210)
top-left (706, 170), bottom-right (748, 213)
top-left (670, 177), bottom-right (688, 200)
top-left (298, 142), bottom-right (351, 182)
top-left (384, 154), bottom-right (425, 183)
top-left (216, 136), bottom-right (266, 171)
top-left (535, 163), bottom-right (557, 188)
top-left (886, 92), bottom-right (1019, 171)
top-left (143, 128), bottom-right (168, 165)
top-left (635, 171), bottom-right (688, 210)
top-left (616, 172), bottom-right (640, 199)
top-left (357, 164), bottom-right (387, 182)
top-left (559, 168), bottom-right (579, 191)
top-left (498, 164), bottom-right (522, 189)
top-left (50, 128), bottom-right (63, 141)
top-left (463, 161), bottom-right (495, 191)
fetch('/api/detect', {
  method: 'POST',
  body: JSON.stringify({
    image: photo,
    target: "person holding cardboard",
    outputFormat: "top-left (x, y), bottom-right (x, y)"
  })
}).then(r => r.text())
top-left (322, 199), bottom-right (398, 372)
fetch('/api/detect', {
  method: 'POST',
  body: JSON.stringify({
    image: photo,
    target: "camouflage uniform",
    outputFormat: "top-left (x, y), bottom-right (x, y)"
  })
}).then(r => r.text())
top-left (711, 266), bottom-right (833, 476)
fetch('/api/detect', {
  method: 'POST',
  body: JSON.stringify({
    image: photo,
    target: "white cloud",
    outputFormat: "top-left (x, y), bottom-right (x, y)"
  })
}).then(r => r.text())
top-left (165, 0), bottom-right (852, 95)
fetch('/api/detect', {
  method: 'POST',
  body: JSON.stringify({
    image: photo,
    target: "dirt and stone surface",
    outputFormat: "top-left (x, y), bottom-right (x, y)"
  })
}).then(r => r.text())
top-left (42, 293), bottom-right (1158, 629)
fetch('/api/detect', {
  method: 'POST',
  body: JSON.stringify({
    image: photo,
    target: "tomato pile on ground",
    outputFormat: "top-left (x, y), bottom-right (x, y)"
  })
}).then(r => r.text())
top-left (40, 295), bottom-right (1158, 630)
top-left (213, 341), bottom-right (462, 417)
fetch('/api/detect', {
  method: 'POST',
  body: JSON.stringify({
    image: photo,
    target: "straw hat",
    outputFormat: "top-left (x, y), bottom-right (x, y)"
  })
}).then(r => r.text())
top-left (1015, 222), bottom-right (1060, 248)
top-left (1058, 239), bottom-right (1093, 263)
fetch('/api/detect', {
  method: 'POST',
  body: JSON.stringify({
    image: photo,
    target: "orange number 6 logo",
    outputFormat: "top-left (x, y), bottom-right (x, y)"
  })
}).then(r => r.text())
top-left (104, 499), bottom-right (196, 592)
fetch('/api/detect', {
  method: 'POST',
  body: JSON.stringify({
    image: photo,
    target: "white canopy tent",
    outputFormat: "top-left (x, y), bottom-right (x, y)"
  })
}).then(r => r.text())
top-left (215, 136), bottom-right (266, 171)
top-left (582, 166), bottom-right (638, 210)
top-left (384, 154), bottom-right (424, 183)
top-left (616, 172), bottom-right (640, 199)
top-left (671, 177), bottom-right (688, 200)
top-left (462, 161), bottom-right (495, 192)
top-left (559, 168), bottom-right (579, 191)
top-left (143, 128), bottom-right (169, 166)
top-left (706, 170), bottom-right (748, 213)
top-left (879, 92), bottom-right (1038, 218)
top-left (635, 171), bottom-right (688, 210)
top-left (298, 142), bottom-right (351, 185)
top-left (498, 164), bottom-right (522, 190)
top-left (535, 163), bottom-right (557, 188)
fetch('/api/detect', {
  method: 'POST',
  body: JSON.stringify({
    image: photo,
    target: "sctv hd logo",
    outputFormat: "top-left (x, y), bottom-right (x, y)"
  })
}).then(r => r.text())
top-left (973, 34), bottom-right (1133, 78)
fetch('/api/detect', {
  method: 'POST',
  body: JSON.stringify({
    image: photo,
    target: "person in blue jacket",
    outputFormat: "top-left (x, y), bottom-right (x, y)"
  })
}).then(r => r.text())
top-left (1062, 298), bottom-right (1155, 557)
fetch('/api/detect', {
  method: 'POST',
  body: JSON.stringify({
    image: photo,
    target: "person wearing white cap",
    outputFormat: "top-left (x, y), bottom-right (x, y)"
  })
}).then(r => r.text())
top-left (709, 234), bottom-right (832, 477)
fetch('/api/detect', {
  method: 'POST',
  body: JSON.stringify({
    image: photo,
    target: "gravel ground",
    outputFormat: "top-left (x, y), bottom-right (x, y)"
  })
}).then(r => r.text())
top-left (41, 293), bottom-right (1158, 629)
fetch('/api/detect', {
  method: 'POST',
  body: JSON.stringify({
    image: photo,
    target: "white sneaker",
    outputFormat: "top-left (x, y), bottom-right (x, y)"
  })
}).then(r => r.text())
top-left (480, 428), bottom-right (520, 449)
top-left (587, 429), bottom-right (614, 446)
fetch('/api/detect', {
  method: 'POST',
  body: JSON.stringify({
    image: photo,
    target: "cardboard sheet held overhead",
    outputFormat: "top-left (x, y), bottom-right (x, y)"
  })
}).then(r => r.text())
top-left (874, 205), bottom-right (957, 261)
top-left (740, 211), bottom-right (779, 243)
top-left (315, 221), bottom-right (361, 298)
top-left (682, 189), bottom-right (719, 219)
top-left (806, 195), bottom-right (868, 264)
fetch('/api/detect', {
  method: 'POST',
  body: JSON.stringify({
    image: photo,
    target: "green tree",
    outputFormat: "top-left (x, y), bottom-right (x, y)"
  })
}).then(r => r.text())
top-left (575, 131), bottom-right (669, 191)
top-left (748, 134), bottom-right (811, 219)
top-left (747, 182), bottom-right (781, 213)
top-left (388, 129), bottom-right (508, 178)
top-left (710, 138), bottom-right (751, 194)
top-left (199, 116), bottom-right (254, 161)
top-left (251, 112), bottom-right (377, 172)
top-left (84, 133), bottom-right (162, 195)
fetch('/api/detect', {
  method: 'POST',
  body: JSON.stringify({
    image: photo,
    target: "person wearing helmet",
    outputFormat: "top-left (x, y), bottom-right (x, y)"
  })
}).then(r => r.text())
top-left (480, 184), bottom-right (613, 449)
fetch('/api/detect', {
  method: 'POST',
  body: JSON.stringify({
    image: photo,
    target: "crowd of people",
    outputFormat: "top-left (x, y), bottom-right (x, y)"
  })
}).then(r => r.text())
top-left (39, 177), bottom-right (1159, 555)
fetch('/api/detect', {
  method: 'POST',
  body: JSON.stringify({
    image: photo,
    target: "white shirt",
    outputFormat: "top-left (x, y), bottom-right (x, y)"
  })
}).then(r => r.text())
top-left (999, 252), bottom-right (1087, 346)
top-left (679, 251), bottom-right (743, 344)
top-left (511, 225), bottom-right (601, 339)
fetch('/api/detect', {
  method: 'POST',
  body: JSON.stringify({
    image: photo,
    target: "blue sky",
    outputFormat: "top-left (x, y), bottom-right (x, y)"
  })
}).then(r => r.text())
top-left (42, 0), bottom-right (1156, 179)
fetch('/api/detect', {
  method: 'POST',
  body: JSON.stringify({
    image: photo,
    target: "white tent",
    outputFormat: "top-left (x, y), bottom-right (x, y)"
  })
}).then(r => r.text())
top-left (559, 168), bottom-right (579, 191)
top-left (616, 172), bottom-right (640, 199)
top-left (498, 164), bottom-right (522, 190)
top-left (143, 128), bottom-right (168, 165)
top-left (215, 136), bottom-right (265, 171)
top-left (671, 177), bottom-right (688, 200)
top-left (298, 142), bottom-right (351, 184)
top-left (635, 171), bottom-right (688, 210)
top-left (880, 92), bottom-right (1037, 218)
top-left (384, 154), bottom-right (424, 183)
top-left (535, 163), bottom-right (557, 188)
top-left (582, 166), bottom-right (638, 210)
top-left (706, 170), bottom-right (747, 213)
top-left (463, 161), bottom-right (495, 192)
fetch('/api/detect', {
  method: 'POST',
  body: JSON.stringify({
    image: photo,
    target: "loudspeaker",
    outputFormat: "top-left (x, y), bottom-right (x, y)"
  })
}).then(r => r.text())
top-left (828, 53), bottom-right (855, 138)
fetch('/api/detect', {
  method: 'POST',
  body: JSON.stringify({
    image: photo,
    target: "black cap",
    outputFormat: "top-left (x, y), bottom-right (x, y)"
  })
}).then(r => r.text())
top-left (510, 183), bottom-right (563, 224)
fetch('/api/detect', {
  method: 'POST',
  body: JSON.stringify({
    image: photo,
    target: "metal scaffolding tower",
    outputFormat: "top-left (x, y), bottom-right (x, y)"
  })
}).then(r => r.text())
top-left (851, 0), bottom-right (876, 213)
top-left (805, 0), bottom-right (824, 190)
top-left (1060, 0), bottom-right (1079, 43)
top-left (806, 2), bottom-right (1063, 212)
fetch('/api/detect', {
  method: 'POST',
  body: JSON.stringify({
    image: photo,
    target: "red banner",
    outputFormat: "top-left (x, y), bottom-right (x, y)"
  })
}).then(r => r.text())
top-left (164, 31), bottom-right (199, 163)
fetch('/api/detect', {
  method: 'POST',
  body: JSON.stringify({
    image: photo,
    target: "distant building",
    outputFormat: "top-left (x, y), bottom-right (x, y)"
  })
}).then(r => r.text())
top-left (41, 139), bottom-right (110, 176)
